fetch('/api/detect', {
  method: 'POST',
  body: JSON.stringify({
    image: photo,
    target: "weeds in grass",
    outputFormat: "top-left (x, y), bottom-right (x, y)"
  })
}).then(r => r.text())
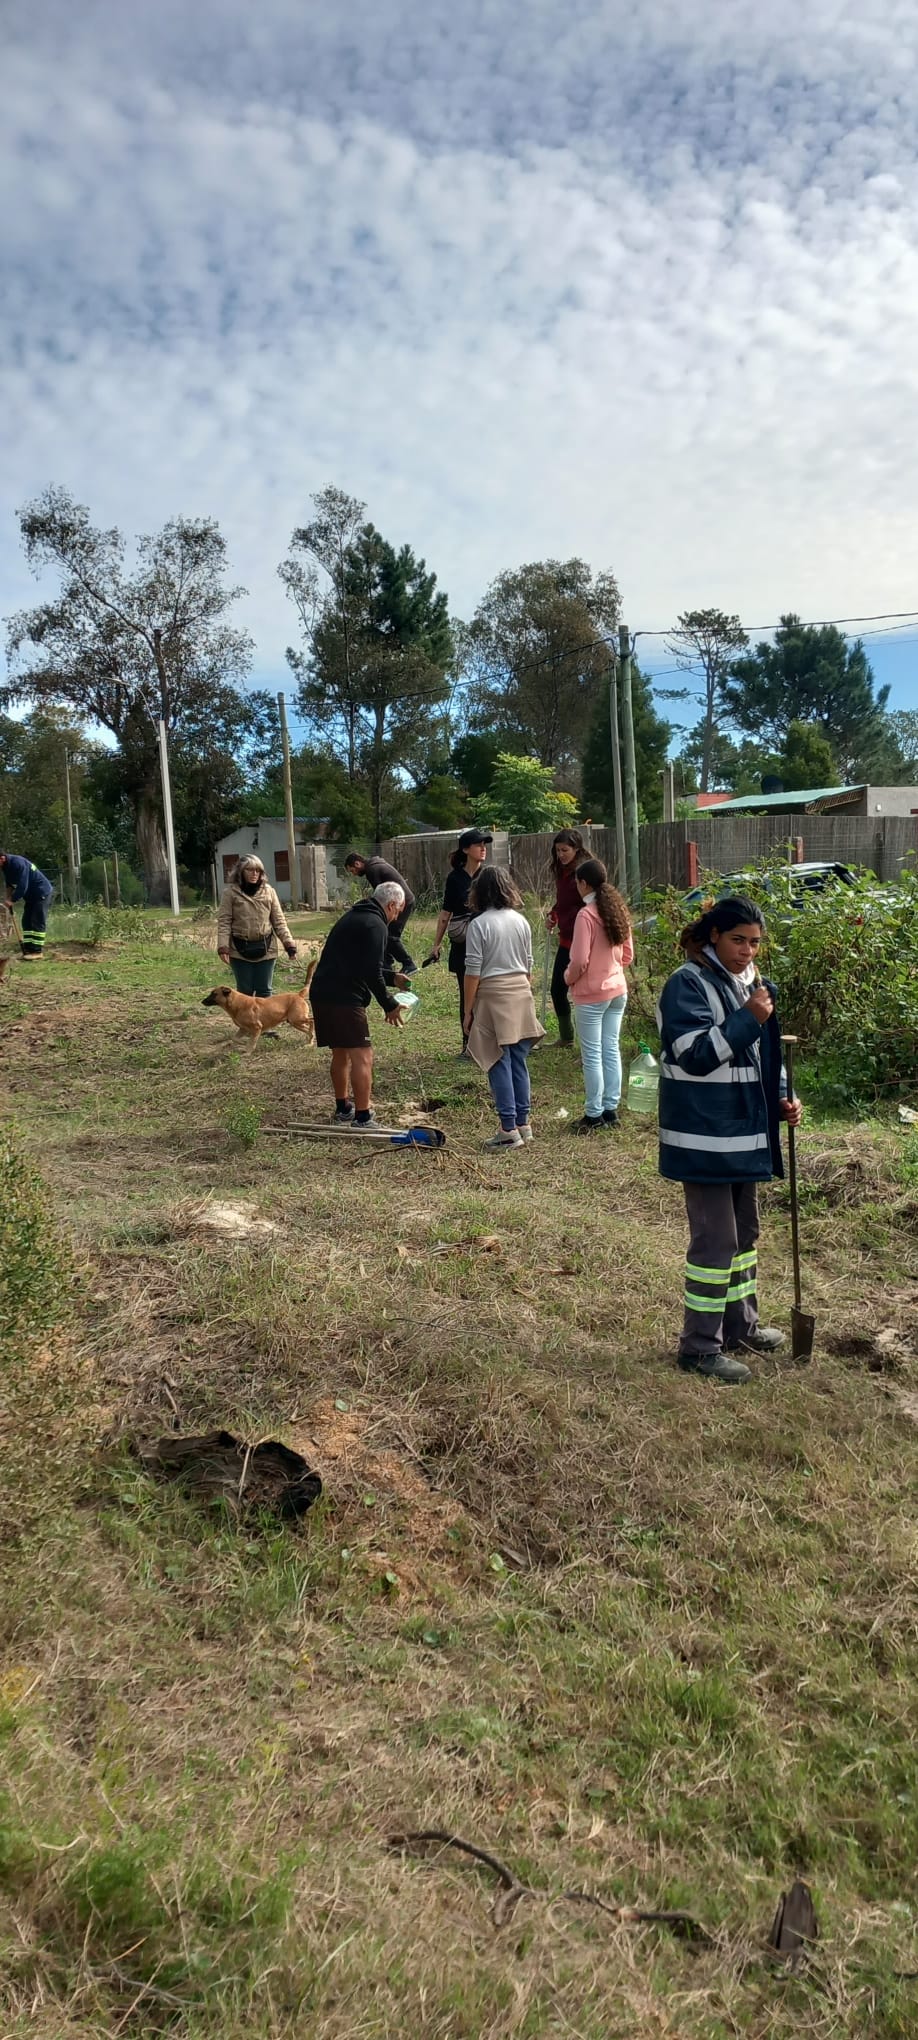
top-left (223, 1100), bottom-right (262, 1149)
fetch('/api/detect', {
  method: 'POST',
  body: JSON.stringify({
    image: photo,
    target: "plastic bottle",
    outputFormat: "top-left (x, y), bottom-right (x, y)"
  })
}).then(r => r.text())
top-left (627, 1043), bottom-right (659, 1114)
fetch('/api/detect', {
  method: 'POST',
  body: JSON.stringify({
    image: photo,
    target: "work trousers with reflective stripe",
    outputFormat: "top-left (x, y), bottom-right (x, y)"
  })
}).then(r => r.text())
top-left (680, 1181), bottom-right (759, 1358)
top-left (21, 883), bottom-right (52, 955)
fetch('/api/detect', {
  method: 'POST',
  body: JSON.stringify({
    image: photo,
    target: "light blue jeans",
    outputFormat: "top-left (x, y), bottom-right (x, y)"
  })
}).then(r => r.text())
top-left (488, 1041), bottom-right (532, 1131)
top-left (573, 994), bottom-right (627, 1118)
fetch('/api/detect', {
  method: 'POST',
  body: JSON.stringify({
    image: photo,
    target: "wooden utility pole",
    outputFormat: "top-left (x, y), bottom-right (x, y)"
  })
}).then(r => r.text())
top-left (112, 849), bottom-right (122, 905)
top-left (662, 762), bottom-right (675, 822)
top-left (277, 692), bottom-right (301, 908)
top-left (618, 623), bottom-right (641, 903)
top-left (102, 859), bottom-right (110, 908)
top-left (63, 749), bottom-right (77, 905)
top-left (608, 659), bottom-right (627, 889)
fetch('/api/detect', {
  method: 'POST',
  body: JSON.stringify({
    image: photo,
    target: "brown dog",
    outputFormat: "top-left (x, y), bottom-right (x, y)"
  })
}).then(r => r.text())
top-left (202, 960), bottom-right (318, 1046)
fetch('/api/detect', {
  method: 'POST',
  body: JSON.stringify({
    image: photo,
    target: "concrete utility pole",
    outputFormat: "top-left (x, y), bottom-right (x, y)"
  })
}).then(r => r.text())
top-left (277, 691), bottom-right (301, 908)
top-left (152, 627), bottom-right (181, 917)
top-left (662, 761), bottom-right (675, 822)
top-left (63, 749), bottom-right (77, 905)
top-left (157, 719), bottom-right (181, 917)
top-left (72, 821), bottom-right (83, 901)
top-left (112, 849), bottom-right (121, 905)
top-left (608, 659), bottom-right (627, 890)
top-left (618, 623), bottom-right (641, 903)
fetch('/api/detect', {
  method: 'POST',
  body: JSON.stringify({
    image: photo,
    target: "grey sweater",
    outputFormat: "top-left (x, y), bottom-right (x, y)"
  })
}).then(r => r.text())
top-left (464, 908), bottom-right (533, 980)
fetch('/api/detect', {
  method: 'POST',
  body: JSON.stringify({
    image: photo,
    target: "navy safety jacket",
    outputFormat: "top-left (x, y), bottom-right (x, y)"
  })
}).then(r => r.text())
top-left (2, 853), bottom-right (52, 903)
top-left (656, 952), bottom-right (786, 1185)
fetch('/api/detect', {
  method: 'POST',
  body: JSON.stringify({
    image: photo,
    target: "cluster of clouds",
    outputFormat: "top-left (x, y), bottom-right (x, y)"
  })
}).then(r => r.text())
top-left (3, 0), bottom-right (918, 705)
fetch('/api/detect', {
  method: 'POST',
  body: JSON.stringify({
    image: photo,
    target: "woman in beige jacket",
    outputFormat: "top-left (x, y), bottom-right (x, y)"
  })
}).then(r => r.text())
top-left (217, 855), bottom-right (297, 1000)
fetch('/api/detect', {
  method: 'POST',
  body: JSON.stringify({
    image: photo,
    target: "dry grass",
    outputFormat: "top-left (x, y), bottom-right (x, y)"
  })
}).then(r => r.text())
top-left (1, 917), bottom-right (917, 2036)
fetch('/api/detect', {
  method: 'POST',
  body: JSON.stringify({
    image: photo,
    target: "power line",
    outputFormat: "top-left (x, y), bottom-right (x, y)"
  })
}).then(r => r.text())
top-left (635, 607), bottom-right (918, 641)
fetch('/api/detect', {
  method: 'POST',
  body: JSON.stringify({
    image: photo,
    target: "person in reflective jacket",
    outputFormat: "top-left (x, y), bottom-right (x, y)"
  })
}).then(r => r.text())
top-left (0, 851), bottom-right (54, 959)
top-left (656, 896), bottom-right (802, 1385)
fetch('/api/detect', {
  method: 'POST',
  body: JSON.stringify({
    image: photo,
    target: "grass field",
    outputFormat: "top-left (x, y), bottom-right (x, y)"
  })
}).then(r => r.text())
top-left (1, 909), bottom-right (917, 2037)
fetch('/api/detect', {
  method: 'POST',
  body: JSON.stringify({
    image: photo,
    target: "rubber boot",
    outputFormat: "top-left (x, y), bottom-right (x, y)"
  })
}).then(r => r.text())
top-left (557, 1011), bottom-right (575, 1045)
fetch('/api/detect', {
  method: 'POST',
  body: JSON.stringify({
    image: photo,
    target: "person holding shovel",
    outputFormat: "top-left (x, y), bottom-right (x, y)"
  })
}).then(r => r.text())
top-left (656, 896), bottom-right (802, 1384)
top-left (0, 851), bottom-right (54, 959)
top-left (546, 829), bottom-right (585, 1044)
top-left (426, 828), bottom-right (491, 1057)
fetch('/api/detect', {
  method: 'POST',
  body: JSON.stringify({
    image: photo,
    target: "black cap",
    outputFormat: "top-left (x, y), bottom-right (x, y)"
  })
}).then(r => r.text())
top-left (457, 827), bottom-right (493, 849)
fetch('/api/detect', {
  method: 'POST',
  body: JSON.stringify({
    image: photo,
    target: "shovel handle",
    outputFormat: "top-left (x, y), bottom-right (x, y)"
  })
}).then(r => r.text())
top-left (781, 1035), bottom-right (803, 1312)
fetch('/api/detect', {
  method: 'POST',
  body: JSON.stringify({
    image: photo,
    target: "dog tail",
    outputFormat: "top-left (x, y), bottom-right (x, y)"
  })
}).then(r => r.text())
top-left (300, 957), bottom-right (318, 995)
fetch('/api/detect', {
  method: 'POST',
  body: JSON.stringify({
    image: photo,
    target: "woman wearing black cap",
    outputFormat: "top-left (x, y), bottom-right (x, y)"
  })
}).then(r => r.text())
top-left (427, 828), bottom-right (492, 1057)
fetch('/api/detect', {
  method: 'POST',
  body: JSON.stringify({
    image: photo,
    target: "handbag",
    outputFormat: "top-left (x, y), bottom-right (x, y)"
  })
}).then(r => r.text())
top-left (234, 934), bottom-right (271, 961)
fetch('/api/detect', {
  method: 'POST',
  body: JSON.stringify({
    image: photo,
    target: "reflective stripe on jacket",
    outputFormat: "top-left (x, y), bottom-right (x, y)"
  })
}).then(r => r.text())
top-left (656, 956), bottom-right (785, 1184)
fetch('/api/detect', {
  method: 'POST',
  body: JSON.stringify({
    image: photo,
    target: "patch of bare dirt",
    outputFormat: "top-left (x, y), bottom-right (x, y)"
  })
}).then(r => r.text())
top-left (295, 1396), bottom-right (468, 1562)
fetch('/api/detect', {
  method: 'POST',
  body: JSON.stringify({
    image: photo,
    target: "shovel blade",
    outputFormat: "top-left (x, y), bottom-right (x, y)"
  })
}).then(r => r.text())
top-left (791, 1305), bottom-right (815, 1365)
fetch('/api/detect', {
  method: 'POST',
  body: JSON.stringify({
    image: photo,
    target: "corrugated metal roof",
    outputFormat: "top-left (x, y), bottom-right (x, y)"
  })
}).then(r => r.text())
top-left (713, 785), bottom-right (865, 814)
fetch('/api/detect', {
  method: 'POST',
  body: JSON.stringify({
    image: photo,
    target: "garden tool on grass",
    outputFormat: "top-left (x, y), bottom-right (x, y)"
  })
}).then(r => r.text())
top-left (540, 921), bottom-right (551, 1026)
top-left (782, 1035), bottom-right (815, 1364)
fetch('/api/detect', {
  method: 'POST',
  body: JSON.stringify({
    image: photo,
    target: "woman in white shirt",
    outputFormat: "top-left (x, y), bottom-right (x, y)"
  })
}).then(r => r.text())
top-left (463, 868), bottom-right (546, 1149)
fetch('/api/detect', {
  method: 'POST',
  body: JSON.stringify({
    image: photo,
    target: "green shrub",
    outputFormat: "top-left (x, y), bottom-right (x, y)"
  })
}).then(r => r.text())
top-left (636, 862), bottom-right (918, 1109)
top-left (85, 901), bottom-right (153, 944)
top-left (0, 1135), bottom-right (74, 1353)
top-left (224, 1101), bottom-right (261, 1149)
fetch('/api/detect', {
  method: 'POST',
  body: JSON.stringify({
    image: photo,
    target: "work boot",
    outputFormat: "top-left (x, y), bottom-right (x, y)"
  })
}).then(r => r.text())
top-left (679, 1352), bottom-right (752, 1384)
top-left (727, 1326), bottom-right (785, 1354)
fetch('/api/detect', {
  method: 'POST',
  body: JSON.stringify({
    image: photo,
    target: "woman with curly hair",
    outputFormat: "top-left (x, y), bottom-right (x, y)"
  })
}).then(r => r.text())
top-left (563, 857), bottom-right (633, 1133)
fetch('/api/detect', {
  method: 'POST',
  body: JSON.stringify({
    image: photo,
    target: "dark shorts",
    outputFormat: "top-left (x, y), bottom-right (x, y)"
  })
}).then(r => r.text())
top-left (311, 1002), bottom-right (372, 1050)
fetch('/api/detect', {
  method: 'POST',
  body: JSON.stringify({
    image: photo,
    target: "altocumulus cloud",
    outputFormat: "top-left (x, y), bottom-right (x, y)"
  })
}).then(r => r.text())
top-left (3, 0), bottom-right (918, 682)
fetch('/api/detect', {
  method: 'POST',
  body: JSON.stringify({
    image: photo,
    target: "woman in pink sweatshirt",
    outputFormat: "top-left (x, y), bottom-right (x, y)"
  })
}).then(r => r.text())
top-left (564, 858), bottom-right (634, 1134)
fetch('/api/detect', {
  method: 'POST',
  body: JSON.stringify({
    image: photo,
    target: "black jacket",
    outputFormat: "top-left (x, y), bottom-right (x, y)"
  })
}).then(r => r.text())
top-left (361, 856), bottom-right (415, 912)
top-left (310, 899), bottom-right (398, 1013)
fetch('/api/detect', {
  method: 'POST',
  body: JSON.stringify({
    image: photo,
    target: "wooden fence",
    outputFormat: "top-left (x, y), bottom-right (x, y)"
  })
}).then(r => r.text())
top-left (339, 813), bottom-right (918, 906)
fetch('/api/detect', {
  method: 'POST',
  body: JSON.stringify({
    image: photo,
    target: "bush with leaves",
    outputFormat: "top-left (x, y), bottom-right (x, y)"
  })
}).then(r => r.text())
top-left (634, 861), bottom-right (918, 1108)
top-left (471, 754), bottom-right (579, 833)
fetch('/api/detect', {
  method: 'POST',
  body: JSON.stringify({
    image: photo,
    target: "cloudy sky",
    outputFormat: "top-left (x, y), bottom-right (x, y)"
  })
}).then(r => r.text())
top-left (4, 0), bottom-right (918, 724)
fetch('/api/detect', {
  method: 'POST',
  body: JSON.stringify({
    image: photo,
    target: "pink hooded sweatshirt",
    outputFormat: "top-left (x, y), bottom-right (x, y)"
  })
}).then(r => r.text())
top-left (563, 896), bottom-right (634, 1004)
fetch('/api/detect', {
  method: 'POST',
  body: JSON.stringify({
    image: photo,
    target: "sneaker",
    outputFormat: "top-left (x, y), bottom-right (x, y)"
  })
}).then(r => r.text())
top-left (456, 1047), bottom-right (472, 1061)
top-left (350, 1113), bottom-right (380, 1131)
top-left (679, 1352), bottom-right (752, 1384)
top-left (726, 1327), bottom-right (785, 1355)
top-left (601, 1109), bottom-right (619, 1128)
top-left (516, 1124), bottom-right (533, 1144)
top-left (573, 1115), bottom-right (603, 1136)
top-left (332, 1104), bottom-right (355, 1124)
top-left (483, 1128), bottom-right (524, 1149)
